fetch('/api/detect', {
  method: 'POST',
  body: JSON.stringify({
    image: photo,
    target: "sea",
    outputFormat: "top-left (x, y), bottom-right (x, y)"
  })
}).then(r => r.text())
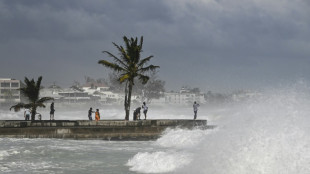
top-left (0, 82), bottom-right (310, 174)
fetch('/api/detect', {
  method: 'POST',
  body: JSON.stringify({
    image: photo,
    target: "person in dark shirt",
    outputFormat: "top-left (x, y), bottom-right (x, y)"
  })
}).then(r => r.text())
top-left (133, 107), bottom-right (141, 120)
top-left (142, 102), bottom-right (148, 120)
top-left (88, 107), bottom-right (95, 120)
top-left (193, 101), bottom-right (200, 120)
top-left (50, 102), bottom-right (55, 120)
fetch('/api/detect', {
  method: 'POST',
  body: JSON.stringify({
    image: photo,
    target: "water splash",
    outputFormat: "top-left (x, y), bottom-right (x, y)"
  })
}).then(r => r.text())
top-left (126, 151), bottom-right (192, 173)
top-left (128, 82), bottom-right (310, 174)
top-left (175, 84), bottom-right (310, 174)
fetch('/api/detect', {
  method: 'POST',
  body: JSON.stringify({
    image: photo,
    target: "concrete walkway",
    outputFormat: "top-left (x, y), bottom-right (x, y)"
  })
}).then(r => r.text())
top-left (0, 119), bottom-right (207, 140)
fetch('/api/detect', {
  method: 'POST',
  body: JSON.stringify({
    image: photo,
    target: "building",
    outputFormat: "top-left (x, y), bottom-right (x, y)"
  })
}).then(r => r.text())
top-left (58, 91), bottom-right (93, 103)
top-left (164, 88), bottom-right (205, 104)
top-left (0, 78), bottom-right (21, 103)
top-left (82, 83), bottom-right (109, 93)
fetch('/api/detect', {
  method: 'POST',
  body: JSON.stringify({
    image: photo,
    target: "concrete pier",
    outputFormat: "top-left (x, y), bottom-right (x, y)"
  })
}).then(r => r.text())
top-left (0, 119), bottom-right (207, 140)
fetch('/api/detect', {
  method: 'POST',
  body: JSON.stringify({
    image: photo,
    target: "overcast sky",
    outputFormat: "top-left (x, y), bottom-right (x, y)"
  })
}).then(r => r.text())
top-left (1, 0), bottom-right (310, 92)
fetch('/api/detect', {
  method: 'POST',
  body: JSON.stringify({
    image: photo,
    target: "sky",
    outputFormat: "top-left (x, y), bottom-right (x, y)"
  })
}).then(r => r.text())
top-left (0, 0), bottom-right (310, 92)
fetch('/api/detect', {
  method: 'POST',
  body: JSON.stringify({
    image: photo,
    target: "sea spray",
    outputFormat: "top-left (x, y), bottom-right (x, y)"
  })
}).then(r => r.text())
top-left (174, 83), bottom-right (310, 174)
top-left (126, 151), bottom-right (192, 173)
top-left (126, 82), bottom-right (310, 174)
top-left (1, 82), bottom-right (310, 173)
top-left (156, 128), bottom-right (209, 149)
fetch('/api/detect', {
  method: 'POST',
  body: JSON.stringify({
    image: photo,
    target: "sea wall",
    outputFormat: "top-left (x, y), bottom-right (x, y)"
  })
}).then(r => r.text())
top-left (0, 119), bottom-right (207, 140)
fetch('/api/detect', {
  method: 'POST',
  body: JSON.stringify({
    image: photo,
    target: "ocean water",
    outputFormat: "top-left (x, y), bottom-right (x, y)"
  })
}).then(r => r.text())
top-left (1, 83), bottom-right (310, 173)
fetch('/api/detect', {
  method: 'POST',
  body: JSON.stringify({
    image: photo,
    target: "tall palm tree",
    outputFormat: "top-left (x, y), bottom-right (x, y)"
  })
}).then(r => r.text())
top-left (10, 76), bottom-right (54, 121)
top-left (98, 36), bottom-right (160, 120)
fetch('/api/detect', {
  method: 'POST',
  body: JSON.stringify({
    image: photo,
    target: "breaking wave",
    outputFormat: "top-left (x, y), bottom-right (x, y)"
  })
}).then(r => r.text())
top-left (127, 81), bottom-right (310, 174)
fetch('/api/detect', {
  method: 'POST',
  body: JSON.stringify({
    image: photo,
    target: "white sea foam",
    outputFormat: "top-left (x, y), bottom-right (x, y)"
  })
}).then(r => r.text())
top-left (128, 82), bottom-right (310, 174)
top-left (156, 128), bottom-right (208, 149)
top-left (2, 82), bottom-right (310, 174)
top-left (0, 150), bottom-right (10, 160)
top-left (126, 151), bottom-right (192, 173)
top-left (173, 83), bottom-right (310, 174)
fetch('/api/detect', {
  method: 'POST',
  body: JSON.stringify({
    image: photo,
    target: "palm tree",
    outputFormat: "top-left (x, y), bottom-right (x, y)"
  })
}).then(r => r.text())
top-left (98, 36), bottom-right (160, 120)
top-left (10, 76), bottom-right (54, 121)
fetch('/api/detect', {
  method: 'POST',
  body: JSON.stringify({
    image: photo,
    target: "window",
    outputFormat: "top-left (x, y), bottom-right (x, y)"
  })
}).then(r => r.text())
top-left (11, 83), bottom-right (19, 88)
top-left (11, 89), bottom-right (19, 94)
top-left (1, 82), bottom-right (10, 87)
top-left (1, 89), bottom-right (9, 94)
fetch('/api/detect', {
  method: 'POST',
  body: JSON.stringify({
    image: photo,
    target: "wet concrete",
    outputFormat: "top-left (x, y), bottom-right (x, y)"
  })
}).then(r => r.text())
top-left (0, 119), bottom-right (207, 140)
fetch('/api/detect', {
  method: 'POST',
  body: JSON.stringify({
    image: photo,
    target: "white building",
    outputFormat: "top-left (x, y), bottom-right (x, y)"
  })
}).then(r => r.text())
top-left (82, 83), bottom-right (109, 93)
top-left (164, 88), bottom-right (205, 105)
top-left (231, 90), bottom-right (262, 102)
top-left (0, 78), bottom-right (21, 103)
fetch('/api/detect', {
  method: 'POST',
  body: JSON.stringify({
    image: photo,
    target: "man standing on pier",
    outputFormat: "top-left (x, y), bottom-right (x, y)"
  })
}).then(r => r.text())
top-left (24, 108), bottom-right (31, 121)
top-left (142, 102), bottom-right (148, 120)
top-left (50, 102), bottom-right (55, 120)
top-left (193, 101), bottom-right (200, 120)
top-left (88, 107), bottom-right (95, 120)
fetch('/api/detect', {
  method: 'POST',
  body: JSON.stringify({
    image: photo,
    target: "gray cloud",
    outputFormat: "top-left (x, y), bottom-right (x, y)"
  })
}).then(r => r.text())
top-left (1, 0), bottom-right (310, 92)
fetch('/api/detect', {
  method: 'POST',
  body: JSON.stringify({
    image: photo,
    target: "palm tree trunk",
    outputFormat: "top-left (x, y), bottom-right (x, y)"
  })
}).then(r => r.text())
top-left (124, 81), bottom-right (129, 120)
top-left (31, 105), bottom-right (36, 121)
top-left (126, 81), bottom-right (133, 120)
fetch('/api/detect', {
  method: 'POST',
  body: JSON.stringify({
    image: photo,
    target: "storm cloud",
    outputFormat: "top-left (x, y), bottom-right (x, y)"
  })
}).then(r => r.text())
top-left (1, 0), bottom-right (310, 92)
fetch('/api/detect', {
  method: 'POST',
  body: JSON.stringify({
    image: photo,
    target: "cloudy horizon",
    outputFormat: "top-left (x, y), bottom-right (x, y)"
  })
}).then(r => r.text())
top-left (1, 0), bottom-right (310, 93)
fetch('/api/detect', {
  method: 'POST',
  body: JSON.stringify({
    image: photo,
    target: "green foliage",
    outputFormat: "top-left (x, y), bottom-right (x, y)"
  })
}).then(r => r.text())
top-left (10, 76), bottom-right (54, 120)
top-left (98, 36), bottom-right (160, 120)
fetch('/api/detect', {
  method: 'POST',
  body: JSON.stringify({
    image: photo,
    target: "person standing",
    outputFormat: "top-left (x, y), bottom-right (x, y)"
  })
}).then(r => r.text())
top-left (88, 107), bottom-right (95, 120)
top-left (142, 102), bottom-right (148, 120)
top-left (24, 108), bottom-right (31, 120)
top-left (50, 102), bottom-right (55, 120)
top-left (193, 101), bottom-right (200, 120)
top-left (95, 109), bottom-right (100, 121)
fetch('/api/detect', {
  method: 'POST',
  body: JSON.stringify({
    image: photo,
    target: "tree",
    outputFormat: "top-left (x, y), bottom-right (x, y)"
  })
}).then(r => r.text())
top-left (10, 76), bottom-right (54, 121)
top-left (108, 71), bottom-right (165, 103)
top-left (107, 72), bottom-right (124, 93)
top-left (136, 71), bottom-right (165, 103)
top-left (143, 79), bottom-right (165, 103)
top-left (98, 36), bottom-right (159, 120)
top-left (190, 87), bottom-right (201, 94)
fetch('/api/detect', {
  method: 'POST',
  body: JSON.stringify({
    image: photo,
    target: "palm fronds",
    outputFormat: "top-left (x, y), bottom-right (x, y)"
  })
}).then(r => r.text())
top-left (98, 36), bottom-right (160, 120)
top-left (10, 77), bottom-right (54, 120)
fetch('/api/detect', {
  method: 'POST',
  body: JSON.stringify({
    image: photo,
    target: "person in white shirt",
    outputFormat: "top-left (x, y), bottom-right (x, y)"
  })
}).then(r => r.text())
top-left (193, 101), bottom-right (200, 120)
top-left (142, 102), bottom-right (148, 120)
top-left (24, 108), bottom-right (31, 120)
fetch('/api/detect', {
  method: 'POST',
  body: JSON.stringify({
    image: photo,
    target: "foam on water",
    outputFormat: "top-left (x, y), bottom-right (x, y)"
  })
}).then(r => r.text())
top-left (126, 151), bottom-right (192, 173)
top-left (128, 82), bottom-right (310, 174)
top-left (1, 82), bottom-right (310, 173)
top-left (156, 128), bottom-right (209, 149)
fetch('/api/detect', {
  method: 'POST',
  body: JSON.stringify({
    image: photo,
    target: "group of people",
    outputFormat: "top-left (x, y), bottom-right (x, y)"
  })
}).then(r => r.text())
top-left (23, 101), bottom-right (201, 121)
top-left (88, 108), bottom-right (101, 121)
top-left (23, 102), bottom-right (55, 120)
top-left (133, 102), bottom-right (148, 120)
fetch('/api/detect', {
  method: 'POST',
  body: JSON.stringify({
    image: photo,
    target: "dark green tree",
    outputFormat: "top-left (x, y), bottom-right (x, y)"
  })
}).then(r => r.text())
top-left (10, 76), bottom-right (54, 120)
top-left (143, 79), bottom-right (165, 103)
top-left (98, 36), bottom-right (159, 120)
